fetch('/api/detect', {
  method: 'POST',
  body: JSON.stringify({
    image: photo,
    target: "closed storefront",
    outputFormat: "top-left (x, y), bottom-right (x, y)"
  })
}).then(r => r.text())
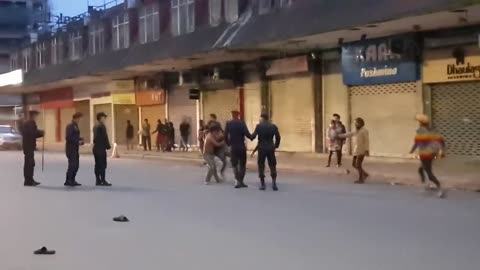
top-left (342, 36), bottom-right (420, 157)
top-left (43, 109), bottom-right (57, 143)
top-left (168, 86), bottom-right (198, 145)
top-left (267, 56), bottom-right (314, 152)
top-left (423, 46), bottom-right (480, 158)
top-left (39, 87), bottom-right (74, 143)
top-left (112, 92), bottom-right (137, 145)
top-left (202, 83), bottom-right (240, 128)
top-left (136, 86), bottom-right (166, 147)
top-left (243, 70), bottom-right (262, 149)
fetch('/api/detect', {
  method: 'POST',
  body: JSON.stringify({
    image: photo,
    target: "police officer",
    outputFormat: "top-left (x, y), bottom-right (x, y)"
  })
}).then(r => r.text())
top-left (21, 110), bottom-right (44, 186)
top-left (93, 112), bottom-right (112, 186)
top-left (225, 110), bottom-right (251, 189)
top-left (251, 113), bottom-right (281, 191)
top-left (65, 112), bottom-right (84, 187)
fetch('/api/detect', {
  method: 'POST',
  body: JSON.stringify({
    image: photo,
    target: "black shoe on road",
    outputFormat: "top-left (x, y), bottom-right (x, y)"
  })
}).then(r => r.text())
top-left (259, 185), bottom-right (266, 191)
top-left (272, 185), bottom-right (279, 191)
top-left (34, 246), bottom-right (55, 255)
top-left (24, 181), bottom-right (40, 187)
top-left (101, 181), bottom-right (112, 187)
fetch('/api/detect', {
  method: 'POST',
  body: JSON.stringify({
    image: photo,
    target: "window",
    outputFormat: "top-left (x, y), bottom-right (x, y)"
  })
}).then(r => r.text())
top-left (10, 53), bottom-right (18, 71)
top-left (209, 0), bottom-right (221, 26)
top-left (35, 42), bottom-right (46, 68)
top-left (278, 0), bottom-right (292, 8)
top-left (22, 48), bottom-right (31, 73)
top-left (225, 0), bottom-right (239, 23)
top-left (139, 3), bottom-right (160, 44)
top-left (69, 31), bottom-right (82, 60)
top-left (171, 0), bottom-right (195, 36)
top-left (89, 23), bottom-right (105, 55)
top-left (259, 0), bottom-right (272, 14)
top-left (51, 37), bottom-right (64, 65)
top-left (112, 13), bottom-right (130, 50)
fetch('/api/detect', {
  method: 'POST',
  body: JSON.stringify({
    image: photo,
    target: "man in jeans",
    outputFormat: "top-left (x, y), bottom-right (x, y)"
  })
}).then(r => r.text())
top-left (141, 118), bottom-right (151, 151)
top-left (410, 114), bottom-right (446, 198)
top-left (340, 118), bottom-right (369, 184)
top-left (203, 125), bottom-right (225, 185)
top-left (179, 118), bottom-right (191, 152)
top-left (333, 113), bottom-right (346, 166)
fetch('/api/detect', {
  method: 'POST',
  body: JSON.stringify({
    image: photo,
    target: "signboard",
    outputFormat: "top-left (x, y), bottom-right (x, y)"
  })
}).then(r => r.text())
top-left (112, 92), bottom-right (136, 105)
top-left (342, 36), bottom-right (419, 85)
top-left (266, 56), bottom-right (309, 76)
top-left (423, 46), bottom-right (480, 83)
top-left (136, 90), bottom-right (166, 106)
top-left (39, 87), bottom-right (74, 109)
top-left (0, 69), bottom-right (23, 87)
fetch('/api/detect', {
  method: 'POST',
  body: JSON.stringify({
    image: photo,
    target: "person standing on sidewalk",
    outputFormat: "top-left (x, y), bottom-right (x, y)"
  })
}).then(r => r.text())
top-left (203, 125), bottom-right (225, 184)
top-left (251, 113), bottom-right (281, 191)
top-left (225, 110), bottom-right (252, 189)
top-left (326, 120), bottom-right (341, 167)
top-left (65, 112), bottom-right (85, 187)
top-left (93, 112), bottom-right (112, 187)
top-left (410, 114), bottom-right (446, 198)
top-left (339, 118), bottom-right (369, 184)
top-left (152, 119), bottom-right (165, 152)
top-left (333, 114), bottom-right (346, 166)
top-left (141, 119), bottom-right (152, 151)
top-left (21, 110), bottom-right (44, 186)
top-left (179, 118), bottom-right (191, 152)
top-left (126, 120), bottom-right (134, 151)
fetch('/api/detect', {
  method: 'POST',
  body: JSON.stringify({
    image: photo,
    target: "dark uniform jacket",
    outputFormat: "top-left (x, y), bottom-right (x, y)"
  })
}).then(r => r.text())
top-left (21, 120), bottom-right (44, 153)
top-left (93, 123), bottom-right (111, 153)
top-left (225, 119), bottom-right (251, 150)
top-left (251, 122), bottom-right (281, 150)
top-left (126, 124), bottom-right (134, 139)
top-left (65, 122), bottom-right (82, 157)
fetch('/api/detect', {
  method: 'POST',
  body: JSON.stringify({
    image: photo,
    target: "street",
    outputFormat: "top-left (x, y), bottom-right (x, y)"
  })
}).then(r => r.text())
top-left (0, 151), bottom-right (479, 270)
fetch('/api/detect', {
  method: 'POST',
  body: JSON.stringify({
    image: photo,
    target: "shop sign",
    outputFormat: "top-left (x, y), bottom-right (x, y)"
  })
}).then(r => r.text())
top-left (136, 90), bottom-right (166, 106)
top-left (423, 46), bottom-right (480, 83)
top-left (39, 87), bottom-right (74, 109)
top-left (266, 56), bottom-right (309, 76)
top-left (342, 36), bottom-right (419, 85)
top-left (112, 92), bottom-right (136, 105)
top-left (110, 80), bottom-right (134, 92)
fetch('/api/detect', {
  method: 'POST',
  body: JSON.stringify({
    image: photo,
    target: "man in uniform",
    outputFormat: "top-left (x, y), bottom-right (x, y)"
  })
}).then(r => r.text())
top-left (65, 112), bottom-right (84, 187)
top-left (21, 110), bottom-right (44, 186)
top-left (251, 113), bottom-right (281, 191)
top-left (225, 110), bottom-right (252, 189)
top-left (93, 112), bottom-right (112, 186)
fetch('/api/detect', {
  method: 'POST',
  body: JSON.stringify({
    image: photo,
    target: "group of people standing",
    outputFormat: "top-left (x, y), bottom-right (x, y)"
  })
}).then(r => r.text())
top-left (21, 110), bottom-right (113, 187)
top-left (199, 111), bottom-right (281, 191)
top-left (136, 118), bottom-right (191, 152)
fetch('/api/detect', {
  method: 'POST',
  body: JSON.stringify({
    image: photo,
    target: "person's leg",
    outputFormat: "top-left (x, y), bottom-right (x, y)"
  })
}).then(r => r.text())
top-left (336, 150), bottom-right (342, 166)
top-left (354, 155), bottom-right (366, 183)
top-left (257, 149), bottom-right (267, 190)
top-left (66, 155), bottom-right (73, 184)
top-left (218, 145), bottom-right (227, 176)
top-left (267, 150), bottom-right (278, 190)
top-left (24, 152), bottom-right (36, 185)
top-left (142, 136), bottom-right (147, 151)
top-left (418, 163), bottom-right (426, 183)
top-left (238, 149), bottom-right (247, 187)
top-left (73, 154), bottom-right (80, 182)
top-left (147, 136), bottom-right (152, 151)
top-left (93, 152), bottom-right (101, 184)
top-left (421, 159), bottom-right (441, 188)
top-left (204, 154), bottom-right (218, 183)
top-left (326, 150), bottom-right (333, 167)
top-left (230, 149), bottom-right (240, 186)
top-left (100, 151), bottom-right (111, 186)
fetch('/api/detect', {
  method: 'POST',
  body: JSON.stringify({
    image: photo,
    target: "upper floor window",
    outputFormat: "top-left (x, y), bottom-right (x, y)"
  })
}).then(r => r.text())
top-left (51, 37), bottom-right (64, 65)
top-left (171, 0), bottom-right (195, 36)
top-left (224, 0), bottom-right (239, 23)
top-left (259, 0), bottom-right (291, 14)
top-left (35, 42), bottom-right (46, 68)
top-left (89, 23), bottom-right (105, 55)
top-left (209, 0), bottom-right (221, 26)
top-left (139, 3), bottom-right (160, 44)
top-left (69, 31), bottom-right (82, 60)
top-left (10, 53), bottom-right (18, 71)
top-left (112, 13), bottom-right (130, 50)
top-left (22, 48), bottom-right (31, 73)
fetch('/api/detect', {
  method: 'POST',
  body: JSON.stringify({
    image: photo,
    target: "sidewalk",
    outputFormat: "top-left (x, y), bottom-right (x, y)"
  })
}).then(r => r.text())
top-left (44, 143), bottom-right (480, 191)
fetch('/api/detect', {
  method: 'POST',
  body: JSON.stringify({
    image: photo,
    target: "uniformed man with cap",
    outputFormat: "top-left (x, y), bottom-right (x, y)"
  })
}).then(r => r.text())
top-left (21, 110), bottom-right (44, 186)
top-left (64, 112), bottom-right (84, 187)
top-left (225, 110), bottom-right (252, 188)
top-left (93, 112), bottom-right (112, 186)
top-left (250, 113), bottom-right (281, 191)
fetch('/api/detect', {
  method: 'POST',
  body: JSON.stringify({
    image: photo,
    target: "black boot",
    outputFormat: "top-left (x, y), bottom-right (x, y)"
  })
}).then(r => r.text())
top-left (95, 174), bottom-right (102, 186)
top-left (272, 177), bottom-right (278, 191)
top-left (100, 172), bottom-right (112, 186)
top-left (259, 178), bottom-right (266, 191)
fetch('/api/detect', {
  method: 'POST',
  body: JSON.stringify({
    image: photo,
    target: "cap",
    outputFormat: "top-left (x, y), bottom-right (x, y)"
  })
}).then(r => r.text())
top-left (28, 110), bottom-right (40, 117)
top-left (260, 113), bottom-right (269, 120)
top-left (73, 112), bottom-right (83, 119)
top-left (415, 114), bottom-right (429, 124)
top-left (231, 110), bottom-right (240, 115)
top-left (96, 112), bottom-right (107, 121)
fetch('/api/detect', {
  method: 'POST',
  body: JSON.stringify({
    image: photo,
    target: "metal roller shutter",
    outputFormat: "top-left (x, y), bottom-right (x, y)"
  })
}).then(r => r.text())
top-left (202, 88), bottom-right (240, 129)
top-left (244, 81), bottom-right (262, 150)
top-left (114, 105), bottom-right (138, 145)
top-left (141, 105), bottom-right (166, 127)
top-left (350, 82), bottom-right (418, 157)
top-left (270, 76), bottom-right (314, 152)
top-left (168, 87), bottom-right (198, 145)
top-left (43, 109), bottom-right (57, 143)
top-left (431, 82), bottom-right (480, 157)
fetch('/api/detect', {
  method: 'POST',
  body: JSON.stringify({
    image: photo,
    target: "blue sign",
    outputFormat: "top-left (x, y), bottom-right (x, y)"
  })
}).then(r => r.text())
top-left (342, 36), bottom-right (419, 86)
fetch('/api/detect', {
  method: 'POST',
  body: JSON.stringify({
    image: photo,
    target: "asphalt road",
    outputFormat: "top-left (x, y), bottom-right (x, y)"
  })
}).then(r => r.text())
top-left (0, 151), bottom-right (479, 270)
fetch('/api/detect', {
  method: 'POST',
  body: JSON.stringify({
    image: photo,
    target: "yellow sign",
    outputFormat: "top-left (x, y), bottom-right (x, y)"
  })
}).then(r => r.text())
top-left (423, 46), bottom-right (480, 83)
top-left (112, 92), bottom-right (136, 104)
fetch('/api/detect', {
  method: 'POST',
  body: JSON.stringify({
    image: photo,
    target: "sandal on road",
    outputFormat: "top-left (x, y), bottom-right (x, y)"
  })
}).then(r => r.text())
top-left (113, 215), bottom-right (129, 222)
top-left (34, 246), bottom-right (56, 255)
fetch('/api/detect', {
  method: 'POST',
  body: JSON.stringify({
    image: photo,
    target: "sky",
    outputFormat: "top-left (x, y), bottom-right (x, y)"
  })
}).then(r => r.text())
top-left (51, 0), bottom-right (112, 16)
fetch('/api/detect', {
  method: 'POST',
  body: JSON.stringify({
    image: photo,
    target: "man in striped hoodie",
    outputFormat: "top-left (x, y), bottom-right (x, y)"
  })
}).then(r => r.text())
top-left (410, 114), bottom-right (446, 198)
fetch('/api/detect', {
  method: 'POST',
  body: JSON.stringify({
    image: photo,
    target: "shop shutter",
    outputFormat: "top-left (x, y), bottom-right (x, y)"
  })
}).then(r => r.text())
top-left (168, 87), bottom-right (198, 145)
top-left (60, 107), bottom-right (75, 143)
top-left (114, 105), bottom-right (139, 145)
top-left (244, 81), bottom-right (262, 150)
top-left (431, 82), bottom-right (480, 157)
top-left (141, 105), bottom-right (166, 126)
top-left (93, 104), bottom-right (113, 143)
top-left (350, 82), bottom-right (418, 157)
top-left (202, 88), bottom-right (240, 128)
top-left (43, 109), bottom-right (57, 143)
top-left (270, 76), bottom-right (314, 152)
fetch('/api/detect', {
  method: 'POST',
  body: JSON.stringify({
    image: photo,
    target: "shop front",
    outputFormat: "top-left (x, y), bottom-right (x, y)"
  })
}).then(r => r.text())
top-left (112, 92), bottom-right (138, 145)
top-left (168, 85), bottom-right (198, 146)
top-left (136, 89), bottom-right (166, 141)
top-left (243, 67), bottom-right (263, 150)
top-left (342, 36), bottom-right (421, 157)
top-left (423, 45), bottom-right (480, 158)
top-left (38, 88), bottom-right (74, 143)
top-left (202, 80), bottom-right (240, 129)
top-left (267, 56), bottom-right (315, 152)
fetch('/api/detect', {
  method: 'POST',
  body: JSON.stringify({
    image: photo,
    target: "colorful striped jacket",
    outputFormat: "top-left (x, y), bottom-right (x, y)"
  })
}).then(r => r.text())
top-left (411, 127), bottom-right (445, 160)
